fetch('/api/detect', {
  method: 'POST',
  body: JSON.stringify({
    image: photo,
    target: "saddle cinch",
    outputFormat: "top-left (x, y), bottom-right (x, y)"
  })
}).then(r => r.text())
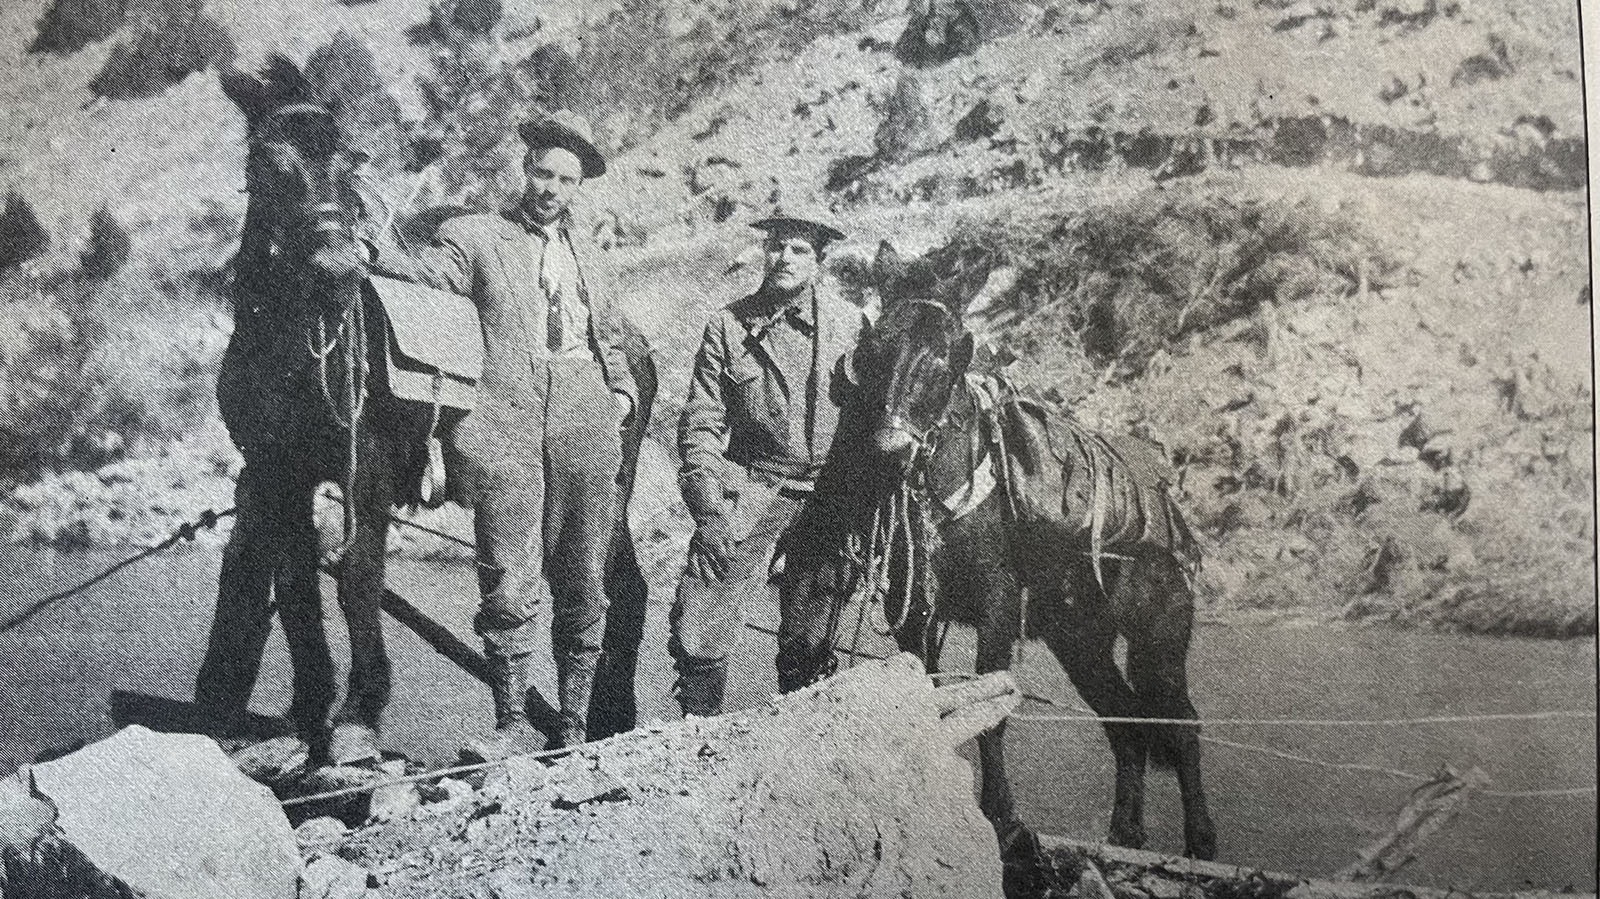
top-left (366, 274), bottom-right (483, 502)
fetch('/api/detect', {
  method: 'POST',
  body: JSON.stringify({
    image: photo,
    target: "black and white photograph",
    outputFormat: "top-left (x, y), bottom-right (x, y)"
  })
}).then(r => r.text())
top-left (0, 0), bottom-right (1594, 895)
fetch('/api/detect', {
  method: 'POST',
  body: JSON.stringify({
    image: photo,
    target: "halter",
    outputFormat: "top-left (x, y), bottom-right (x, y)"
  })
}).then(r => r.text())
top-left (246, 102), bottom-right (352, 237)
top-left (240, 99), bottom-right (367, 558)
top-left (878, 297), bottom-right (967, 451)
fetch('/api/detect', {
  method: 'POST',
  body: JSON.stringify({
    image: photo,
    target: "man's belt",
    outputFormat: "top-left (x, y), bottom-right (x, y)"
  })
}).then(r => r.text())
top-left (743, 460), bottom-right (818, 497)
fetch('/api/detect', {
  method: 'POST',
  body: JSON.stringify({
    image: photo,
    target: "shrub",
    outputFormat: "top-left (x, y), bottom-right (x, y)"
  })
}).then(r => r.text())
top-left (89, 0), bottom-right (235, 100)
top-left (79, 206), bottom-right (132, 281)
top-left (0, 268), bottom-right (224, 478)
top-left (931, 184), bottom-right (1406, 380)
top-left (28, 0), bottom-right (129, 55)
top-left (306, 31), bottom-right (412, 173)
top-left (573, 0), bottom-right (879, 153)
top-left (0, 193), bottom-right (50, 274)
top-left (874, 74), bottom-right (933, 165)
top-left (416, 42), bottom-right (589, 206)
top-left (450, 0), bottom-right (502, 35)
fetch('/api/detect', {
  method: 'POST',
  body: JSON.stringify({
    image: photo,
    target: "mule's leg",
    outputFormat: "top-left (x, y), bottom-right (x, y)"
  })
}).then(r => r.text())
top-left (589, 521), bottom-right (647, 741)
top-left (274, 476), bottom-right (338, 762)
top-left (194, 461), bottom-right (282, 737)
top-left (1034, 580), bottom-right (1150, 851)
top-left (1119, 556), bottom-right (1215, 860)
top-left (971, 576), bottom-right (1024, 835)
top-left (329, 433), bottom-right (396, 764)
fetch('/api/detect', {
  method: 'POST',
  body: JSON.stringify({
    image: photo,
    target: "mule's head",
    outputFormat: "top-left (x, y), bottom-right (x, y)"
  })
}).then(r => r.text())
top-left (223, 56), bottom-right (364, 286)
top-left (857, 242), bottom-right (984, 463)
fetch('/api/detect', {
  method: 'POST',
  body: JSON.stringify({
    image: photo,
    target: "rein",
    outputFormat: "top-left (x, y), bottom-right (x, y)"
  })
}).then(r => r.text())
top-left (845, 370), bottom-right (1001, 660)
top-left (307, 276), bottom-right (368, 558)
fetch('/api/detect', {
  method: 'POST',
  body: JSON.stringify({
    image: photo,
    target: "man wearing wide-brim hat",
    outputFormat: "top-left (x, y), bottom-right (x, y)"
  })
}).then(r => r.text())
top-left (373, 109), bottom-right (639, 757)
top-left (672, 208), bottom-right (868, 717)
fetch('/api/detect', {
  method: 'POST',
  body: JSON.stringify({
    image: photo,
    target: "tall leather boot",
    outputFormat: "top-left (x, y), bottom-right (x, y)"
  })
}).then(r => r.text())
top-left (552, 652), bottom-right (599, 749)
top-left (587, 647), bottom-right (638, 742)
top-left (673, 656), bottom-right (728, 718)
top-left (461, 645), bottom-right (546, 763)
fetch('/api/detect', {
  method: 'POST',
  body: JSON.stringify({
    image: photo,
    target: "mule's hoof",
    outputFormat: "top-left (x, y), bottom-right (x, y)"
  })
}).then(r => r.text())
top-left (996, 821), bottom-right (1045, 899)
top-left (327, 723), bottom-right (382, 767)
top-left (1107, 822), bottom-right (1147, 852)
top-left (1184, 825), bottom-right (1218, 862)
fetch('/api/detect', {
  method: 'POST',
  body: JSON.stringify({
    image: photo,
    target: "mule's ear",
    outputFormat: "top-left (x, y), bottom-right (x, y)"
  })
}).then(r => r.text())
top-left (220, 66), bottom-right (268, 125)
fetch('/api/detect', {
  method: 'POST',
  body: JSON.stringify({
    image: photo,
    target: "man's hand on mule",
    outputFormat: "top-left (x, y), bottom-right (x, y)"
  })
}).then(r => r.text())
top-left (688, 514), bottom-right (734, 581)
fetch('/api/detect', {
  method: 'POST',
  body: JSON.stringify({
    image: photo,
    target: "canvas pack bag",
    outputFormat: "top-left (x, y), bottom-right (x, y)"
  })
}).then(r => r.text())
top-left (367, 274), bottom-right (483, 503)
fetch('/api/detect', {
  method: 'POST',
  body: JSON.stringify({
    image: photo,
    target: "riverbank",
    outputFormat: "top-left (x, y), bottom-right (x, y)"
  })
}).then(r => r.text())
top-left (5, 408), bottom-right (1592, 641)
top-left (1, 542), bottom-right (1593, 890)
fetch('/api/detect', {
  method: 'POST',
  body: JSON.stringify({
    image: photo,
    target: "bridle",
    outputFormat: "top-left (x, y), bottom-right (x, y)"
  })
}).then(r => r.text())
top-left (876, 297), bottom-right (968, 458)
top-left (242, 100), bottom-right (368, 558)
top-left (839, 296), bottom-right (978, 658)
top-left (247, 102), bottom-right (353, 243)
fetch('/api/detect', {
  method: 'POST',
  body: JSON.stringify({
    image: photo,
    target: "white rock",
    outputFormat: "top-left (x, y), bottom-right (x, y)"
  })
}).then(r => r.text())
top-left (29, 726), bottom-right (299, 899)
top-left (300, 852), bottom-right (371, 899)
top-left (295, 816), bottom-right (350, 854)
top-left (367, 782), bottom-right (422, 823)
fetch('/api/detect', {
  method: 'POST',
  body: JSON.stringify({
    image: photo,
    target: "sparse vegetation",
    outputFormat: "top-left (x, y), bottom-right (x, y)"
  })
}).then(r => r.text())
top-left (0, 0), bottom-right (1587, 644)
top-left (937, 186), bottom-right (1406, 381)
top-left (88, 0), bottom-right (235, 100)
top-left (306, 31), bottom-right (413, 174)
top-left (573, 0), bottom-right (879, 153)
top-left (0, 193), bottom-right (49, 274)
top-left (874, 74), bottom-right (934, 165)
top-left (80, 206), bottom-right (132, 282)
top-left (1, 241), bottom-right (221, 480)
top-left (28, 0), bottom-right (128, 55)
top-left (415, 41), bottom-right (590, 207)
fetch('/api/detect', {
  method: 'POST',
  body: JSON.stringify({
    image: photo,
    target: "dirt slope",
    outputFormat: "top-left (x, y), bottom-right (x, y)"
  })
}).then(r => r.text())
top-left (0, 0), bottom-right (1590, 635)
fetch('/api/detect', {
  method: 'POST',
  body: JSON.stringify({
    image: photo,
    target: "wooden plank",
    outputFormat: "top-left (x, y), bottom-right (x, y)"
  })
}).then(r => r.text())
top-left (1336, 765), bottom-right (1489, 882)
top-left (1035, 834), bottom-right (1594, 899)
top-left (376, 584), bottom-right (490, 687)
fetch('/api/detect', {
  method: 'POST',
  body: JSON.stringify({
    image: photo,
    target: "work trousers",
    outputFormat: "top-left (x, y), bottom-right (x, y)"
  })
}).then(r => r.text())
top-left (472, 356), bottom-right (623, 664)
top-left (668, 478), bottom-right (849, 712)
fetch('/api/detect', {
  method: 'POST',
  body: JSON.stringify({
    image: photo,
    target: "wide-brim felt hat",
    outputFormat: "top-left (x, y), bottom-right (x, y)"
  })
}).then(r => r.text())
top-left (751, 208), bottom-right (846, 245)
top-left (517, 109), bottom-right (607, 178)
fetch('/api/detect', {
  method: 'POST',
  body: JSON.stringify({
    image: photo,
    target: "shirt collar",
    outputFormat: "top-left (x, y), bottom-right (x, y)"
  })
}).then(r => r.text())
top-left (745, 285), bottom-right (815, 339)
top-left (512, 206), bottom-right (569, 240)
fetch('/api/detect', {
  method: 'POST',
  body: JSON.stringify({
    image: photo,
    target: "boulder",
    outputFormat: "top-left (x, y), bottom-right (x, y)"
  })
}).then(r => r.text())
top-left (341, 654), bottom-right (1019, 898)
top-left (14, 725), bottom-right (298, 899)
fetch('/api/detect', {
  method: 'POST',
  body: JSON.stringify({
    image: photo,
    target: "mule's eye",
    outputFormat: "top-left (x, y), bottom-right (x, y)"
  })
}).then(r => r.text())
top-left (265, 145), bottom-right (297, 172)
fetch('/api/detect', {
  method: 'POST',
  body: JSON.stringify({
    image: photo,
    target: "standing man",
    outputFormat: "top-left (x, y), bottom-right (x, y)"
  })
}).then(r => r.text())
top-left (378, 110), bottom-right (637, 756)
top-left (671, 211), bottom-right (867, 717)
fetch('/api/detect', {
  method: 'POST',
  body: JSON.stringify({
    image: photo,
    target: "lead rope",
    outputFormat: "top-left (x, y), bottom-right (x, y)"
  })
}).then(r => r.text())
top-left (309, 276), bottom-right (368, 559)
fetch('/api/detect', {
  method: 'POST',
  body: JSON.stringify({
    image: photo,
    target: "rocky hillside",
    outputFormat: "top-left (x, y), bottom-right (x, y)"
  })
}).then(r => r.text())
top-left (0, 0), bottom-right (1590, 635)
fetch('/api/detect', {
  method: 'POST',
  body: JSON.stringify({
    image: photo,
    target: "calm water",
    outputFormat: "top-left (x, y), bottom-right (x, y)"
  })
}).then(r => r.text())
top-left (1, 545), bottom-right (1594, 891)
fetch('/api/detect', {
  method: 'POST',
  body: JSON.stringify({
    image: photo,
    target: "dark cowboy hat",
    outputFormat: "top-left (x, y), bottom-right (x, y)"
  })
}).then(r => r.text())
top-left (751, 208), bottom-right (846, 245)
top-left (517, 109), bottom-right (607, 178)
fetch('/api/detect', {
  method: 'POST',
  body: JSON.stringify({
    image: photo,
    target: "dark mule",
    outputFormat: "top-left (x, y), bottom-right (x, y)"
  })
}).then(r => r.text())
top-left (196, 57), bottom-right (433, 764)
top-left (803, 244), bottom-right (1216, 864)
